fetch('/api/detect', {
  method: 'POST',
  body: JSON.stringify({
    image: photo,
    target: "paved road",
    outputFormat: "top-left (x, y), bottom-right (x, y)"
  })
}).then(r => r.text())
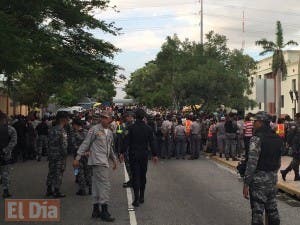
top-left (0, 156), bottom-right (299, 225)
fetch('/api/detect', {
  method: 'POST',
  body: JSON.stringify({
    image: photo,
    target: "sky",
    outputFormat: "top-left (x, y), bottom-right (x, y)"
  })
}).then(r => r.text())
top-left (93, 0), bottom-right (300, 99)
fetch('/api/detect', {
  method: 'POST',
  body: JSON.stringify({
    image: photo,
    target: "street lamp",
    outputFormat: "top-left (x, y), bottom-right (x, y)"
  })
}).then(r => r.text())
top-left (289, 89), bottom-right (299, 115)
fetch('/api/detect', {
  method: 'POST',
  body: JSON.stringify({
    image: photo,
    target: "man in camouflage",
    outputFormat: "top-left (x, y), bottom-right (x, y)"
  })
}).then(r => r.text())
top-left (36, 117), bottom-right (49, 161)
top-left (122, 111), bottom-right (134, 188)
top-left (243, 111), bottom-right (282, 225)
top-left (0, 112), bottom-right (17, 198)
top-left (71, 118), bottom-right (91, 195)
top-left (46, 111), bottom-right (69, 198)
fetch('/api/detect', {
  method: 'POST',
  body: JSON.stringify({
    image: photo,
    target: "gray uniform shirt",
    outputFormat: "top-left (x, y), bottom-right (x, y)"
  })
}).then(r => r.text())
top-left (216, 122), bottom-right (225, 136)
top-left (191, 121), bottom-right (201, 135)
top-left (175, 125), bottom-right (186, 136)
top-left (77, 123), bottom-right (116, 167)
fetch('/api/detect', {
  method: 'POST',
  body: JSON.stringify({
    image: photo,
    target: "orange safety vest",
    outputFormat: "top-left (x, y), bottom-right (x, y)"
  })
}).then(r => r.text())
top-left (185, 120), bottom-right (192, 135)
top-left (276, 124), bottom-right (285, 138)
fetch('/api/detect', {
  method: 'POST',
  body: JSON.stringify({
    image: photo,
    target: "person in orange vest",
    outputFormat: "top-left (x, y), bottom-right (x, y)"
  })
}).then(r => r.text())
top-left (207, 119), bottom-right (217, 156)
top-left (184, 114), bottom-right (192, 154)
top-left (276, 118), bottom-right (285, 139)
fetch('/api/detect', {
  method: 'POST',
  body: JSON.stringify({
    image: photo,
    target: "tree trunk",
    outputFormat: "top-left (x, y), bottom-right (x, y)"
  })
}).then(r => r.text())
top-left (275, 69), bottom-right (282, 120)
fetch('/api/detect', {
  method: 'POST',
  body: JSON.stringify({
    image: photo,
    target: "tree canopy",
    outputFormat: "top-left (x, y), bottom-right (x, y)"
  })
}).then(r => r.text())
top-left (0, 0), bottom-right (119, 107)
top-left (125, 32), bottom-right (256, 112)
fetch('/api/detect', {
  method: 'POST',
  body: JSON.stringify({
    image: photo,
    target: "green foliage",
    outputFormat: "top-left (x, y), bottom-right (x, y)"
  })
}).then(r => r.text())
top-left (0, 0), bottom-right (119, 107)
top-left (126, 32), bottom-right (256, 111)
top-left (54, 78), bottom-right (116, 106)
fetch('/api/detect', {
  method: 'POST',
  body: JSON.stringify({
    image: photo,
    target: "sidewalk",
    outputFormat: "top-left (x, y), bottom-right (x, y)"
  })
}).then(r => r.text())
top-left (210, 155), bottom-right (300, 198)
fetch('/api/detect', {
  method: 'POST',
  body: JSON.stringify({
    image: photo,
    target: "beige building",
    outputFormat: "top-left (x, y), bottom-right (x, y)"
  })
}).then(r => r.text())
top-left (246, 50), bottom-right (300, 118)
top-left (0, 82), bottom-right (29, 116)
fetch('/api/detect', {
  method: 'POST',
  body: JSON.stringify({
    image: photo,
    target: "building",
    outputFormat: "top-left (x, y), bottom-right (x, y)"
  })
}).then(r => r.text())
top-left (0, 81), bottom-right (29, 116)
top-left (246, 50), bottom-right (300, 118)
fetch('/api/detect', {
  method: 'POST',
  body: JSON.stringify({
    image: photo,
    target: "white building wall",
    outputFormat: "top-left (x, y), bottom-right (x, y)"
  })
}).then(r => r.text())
top-left (246, 50), bottom-right (300, 118)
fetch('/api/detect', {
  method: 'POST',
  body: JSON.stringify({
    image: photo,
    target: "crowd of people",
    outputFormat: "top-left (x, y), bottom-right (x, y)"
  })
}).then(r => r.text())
top-left (1, 106), bottom-right (300, 223)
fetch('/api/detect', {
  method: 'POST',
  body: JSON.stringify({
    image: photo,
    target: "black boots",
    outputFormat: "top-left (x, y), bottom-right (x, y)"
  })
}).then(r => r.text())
top-left (133, 189), bottom-right (140, 207)
top-left (53, 188), bottom-right (66, 198)
top-left (92, 204), bottom-right (100, 218)
top-left (92, 204), bottom-right (115, 222)
top-left (280, 170), bottom-right (287, 181)
top-left (281, 168), bottom-right (300, 181)
top-left (133, 188), bottom-right (145, 206)
top-left (123, 180), bottom-right (132, 188)
top-left (100, 204), bottom-right (115, 222)
top-left (46, 186), bottom-right (53, 196)
top-left (139, 189), bottom-right (145, 204)
top-left (46, 187), bottom-right (65, 198)
top-left (3, 189), bottom-right (12, 198)
top-left (76, 189), bottom-right (86, 196)
top-left (132, 199), bottom-right (139, 207)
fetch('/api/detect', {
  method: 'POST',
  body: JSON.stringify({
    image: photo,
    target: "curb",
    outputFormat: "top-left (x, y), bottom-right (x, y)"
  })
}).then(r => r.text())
top-left (209, 155), bottom-right (300, 198)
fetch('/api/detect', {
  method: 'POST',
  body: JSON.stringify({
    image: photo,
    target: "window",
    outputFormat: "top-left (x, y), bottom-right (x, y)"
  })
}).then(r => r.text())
top-left (281, 95), bottom-right (284, 108)
top-left (259, 103), bottom-right (262, 110)
top-left (292, 79), bottom-right (296, 91)
top-left (259, 75), bottom-right (262, 79)
top-left (251, 105), bottom-right (254, 110)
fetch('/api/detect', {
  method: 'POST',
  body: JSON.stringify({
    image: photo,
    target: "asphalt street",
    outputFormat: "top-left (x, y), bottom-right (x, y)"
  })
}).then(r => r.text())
top-left (0, 156), bottom-right (299, 225)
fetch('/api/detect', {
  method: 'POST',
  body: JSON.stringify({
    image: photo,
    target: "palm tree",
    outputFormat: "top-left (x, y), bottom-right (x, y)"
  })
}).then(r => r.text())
top-left (256, 21), bottom-right (298, 119)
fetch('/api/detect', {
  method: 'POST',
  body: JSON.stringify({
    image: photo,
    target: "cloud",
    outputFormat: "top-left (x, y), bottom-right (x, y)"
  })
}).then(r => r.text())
top-left (114, 30), bottom-right (164, 51)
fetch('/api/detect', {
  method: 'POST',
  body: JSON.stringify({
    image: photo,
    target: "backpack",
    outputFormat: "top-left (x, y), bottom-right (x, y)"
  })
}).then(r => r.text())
top-left (225, 120), bottom-right (238, 134)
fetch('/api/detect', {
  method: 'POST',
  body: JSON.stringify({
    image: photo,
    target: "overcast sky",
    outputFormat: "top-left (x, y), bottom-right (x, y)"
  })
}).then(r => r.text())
top-left (94, 0), bottom-right (300, 98)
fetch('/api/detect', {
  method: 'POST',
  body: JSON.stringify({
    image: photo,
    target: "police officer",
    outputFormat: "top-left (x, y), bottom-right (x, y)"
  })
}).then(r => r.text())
top-left (161, 115), bottom-right (172, 159)
top-left (36, 117), bottom-right (49, 161)
top-left (280, 112), bottom-right (300, 181)
top-left (122, 111), bottom-right (135, 188)
top-left (243, 111), bottom-right (282, 225)
top-left (122, 109), bottom-right (158, 207)
top-left (0, 112), bottom-right (17, 198)
top-left (224, 113), bottom-right (238, 161)
top-left (190, 116), bottom-right (202, 160)
top-left (74, 110), bottom-right (117, 222)
top-left (46, 111), bottom-right (69, 198)
top-left (71, 118), bottom-right (91, 195)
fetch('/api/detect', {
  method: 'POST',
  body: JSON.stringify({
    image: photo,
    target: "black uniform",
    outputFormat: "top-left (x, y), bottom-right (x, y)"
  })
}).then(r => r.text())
top-left (281, 121), bottom-right (300, 181)
top-left (124, 119), bottom-right (157, 205)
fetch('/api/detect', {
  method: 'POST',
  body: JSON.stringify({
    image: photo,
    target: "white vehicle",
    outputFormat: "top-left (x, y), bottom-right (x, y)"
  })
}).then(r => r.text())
top-left (56, 106), bottom-right (84, 115)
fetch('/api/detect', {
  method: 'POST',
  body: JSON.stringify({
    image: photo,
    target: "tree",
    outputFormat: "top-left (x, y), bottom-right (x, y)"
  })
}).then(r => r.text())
top-left (0, 0), bottom-right (120, 108)
top-left (256, 21), bottom-right (298, 118)
top-left (126, 32), bottom-right (256, 112)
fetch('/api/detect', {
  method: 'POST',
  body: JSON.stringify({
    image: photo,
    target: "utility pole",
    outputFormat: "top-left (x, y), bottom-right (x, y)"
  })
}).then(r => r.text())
top-left (242, 10), bottom-right (245, 51)
top-left (200, 0), bottom-right (203, 45)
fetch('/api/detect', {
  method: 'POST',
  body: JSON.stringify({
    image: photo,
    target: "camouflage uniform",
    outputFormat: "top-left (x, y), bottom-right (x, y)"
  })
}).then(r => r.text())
top-left (245, 134), bottom-right (281, 225)
top-left (46, 125), bottom-right (68, 190)
top-left (72, 128), bottom-right (92, 191)
top-left (0, 125), bottom-right (17, 191)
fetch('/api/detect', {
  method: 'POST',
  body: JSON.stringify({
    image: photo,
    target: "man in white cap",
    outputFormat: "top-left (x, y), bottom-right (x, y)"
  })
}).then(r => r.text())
top-left (73, 110), bottom-right (117, 222)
